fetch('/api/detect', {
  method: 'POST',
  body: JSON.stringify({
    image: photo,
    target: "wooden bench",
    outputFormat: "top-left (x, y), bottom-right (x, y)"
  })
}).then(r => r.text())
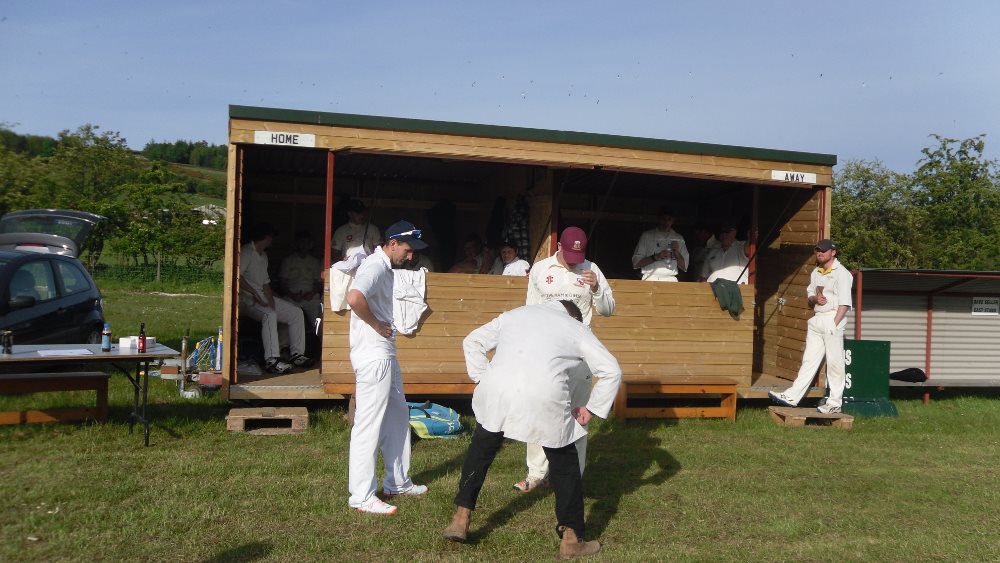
top-left (320, 275), bottom-right (752, 422)
top-left (613, 375), bottom-right (737, 421)
top-left (0, 371), bottom-right (110, 425)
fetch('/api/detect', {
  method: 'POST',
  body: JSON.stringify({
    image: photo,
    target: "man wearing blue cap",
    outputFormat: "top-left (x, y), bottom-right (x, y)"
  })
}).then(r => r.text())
top-left (346, 220), bottom-right (429, 514)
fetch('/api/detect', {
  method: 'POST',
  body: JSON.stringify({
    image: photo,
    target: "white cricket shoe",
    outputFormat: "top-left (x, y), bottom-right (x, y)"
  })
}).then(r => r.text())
top-left (386, 484), bottom-right (428, 497)
top-left (355, 498), bottom-right (398, 515)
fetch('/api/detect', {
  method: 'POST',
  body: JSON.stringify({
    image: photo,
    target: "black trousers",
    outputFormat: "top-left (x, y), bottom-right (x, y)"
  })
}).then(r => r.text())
top-left (454, 424), bottom-right (585, 538)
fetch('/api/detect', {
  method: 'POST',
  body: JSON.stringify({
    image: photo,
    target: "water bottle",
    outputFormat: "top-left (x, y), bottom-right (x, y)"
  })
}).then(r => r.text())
top-left (101, 323), bottom-right (112, 352)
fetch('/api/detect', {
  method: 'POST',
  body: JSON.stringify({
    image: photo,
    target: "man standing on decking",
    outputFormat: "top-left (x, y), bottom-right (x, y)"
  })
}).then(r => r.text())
top-left (346, 220), bottom-right (429, 514)
top-left (769, 239), bottom-right (853, 414)
top-left (699, 223), bottom-right (751, 284)
top-left (332, 199), bottom-right (382, 262)
top-left (631, 205), bottom-right (689, 282)
top-left (515, 226), bottom-right (615, 492)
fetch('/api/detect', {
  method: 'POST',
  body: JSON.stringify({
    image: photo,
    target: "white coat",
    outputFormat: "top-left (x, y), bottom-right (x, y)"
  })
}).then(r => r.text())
top-left (463, 302), bottom-right (622, 449)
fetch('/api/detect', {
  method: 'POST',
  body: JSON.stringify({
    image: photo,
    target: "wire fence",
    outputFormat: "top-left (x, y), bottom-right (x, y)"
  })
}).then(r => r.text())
top-left (91, 263), bottom-right (223, 292)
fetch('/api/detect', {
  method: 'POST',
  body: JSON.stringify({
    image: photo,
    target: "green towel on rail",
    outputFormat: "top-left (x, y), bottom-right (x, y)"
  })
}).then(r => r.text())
top-left (710, 278), bottom-right (743, 318)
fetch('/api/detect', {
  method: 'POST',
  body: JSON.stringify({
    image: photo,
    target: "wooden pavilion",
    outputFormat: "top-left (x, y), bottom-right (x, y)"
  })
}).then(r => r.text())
top-left (222, 105), bottom-right (836, 408)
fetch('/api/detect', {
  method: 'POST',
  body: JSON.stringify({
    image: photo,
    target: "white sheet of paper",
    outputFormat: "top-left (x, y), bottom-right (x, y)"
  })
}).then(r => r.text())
top-left (36, 349), bottom-right (95, 357)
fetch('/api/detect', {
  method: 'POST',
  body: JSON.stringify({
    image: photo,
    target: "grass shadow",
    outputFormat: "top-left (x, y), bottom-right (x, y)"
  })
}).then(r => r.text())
top-left (200, 540), bottom-right (272, 563)
top-left (470, 418), bottom-right (681, 542)
top-left (409, 438), bottom-right (467, 485)
top-left (583, 418), bottom-right (681, 538)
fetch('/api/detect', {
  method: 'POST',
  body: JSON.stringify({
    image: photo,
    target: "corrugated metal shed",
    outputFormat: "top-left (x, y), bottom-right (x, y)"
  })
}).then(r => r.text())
top-left (846, 269), bottom-right (1000, 386)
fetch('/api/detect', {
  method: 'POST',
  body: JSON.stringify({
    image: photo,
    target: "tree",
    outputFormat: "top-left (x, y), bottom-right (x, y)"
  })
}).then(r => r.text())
top-left (911, 134), bottom-right (1000, 270)
top-left (831, 159), bottom-right (926, 269)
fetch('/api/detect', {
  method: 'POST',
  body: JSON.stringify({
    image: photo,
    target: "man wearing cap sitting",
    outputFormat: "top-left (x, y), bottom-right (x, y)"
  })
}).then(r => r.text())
top-left (699, 223), bottom-right (751, 284)
top-left (345, 220), bottom-right (430, 515)
top-left (516, 226), bottom-right (615, 492)
top-left (769, 239), bottom-right (854, 414)
top-left (239, 223), bottom-right (313, 374)
top-left (631, 205), bottom-right (690, 282)
top-left (332, 199), bottom-right (382, 262)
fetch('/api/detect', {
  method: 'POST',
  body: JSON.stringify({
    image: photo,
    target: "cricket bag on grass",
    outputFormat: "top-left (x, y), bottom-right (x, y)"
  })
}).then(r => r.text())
top-left (406, 401), bottom-right (464, 439)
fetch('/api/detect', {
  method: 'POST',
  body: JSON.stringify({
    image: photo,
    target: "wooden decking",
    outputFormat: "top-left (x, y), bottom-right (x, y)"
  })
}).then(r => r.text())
top-left (232, 369), bottom-right (824, 402)
top-left (229, 368), bottom-right (331, 400)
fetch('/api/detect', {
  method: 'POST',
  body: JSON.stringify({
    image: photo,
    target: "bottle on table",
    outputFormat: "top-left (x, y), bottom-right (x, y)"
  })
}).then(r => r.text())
top-left (138, 322), bottom-right (147, 353)
top-left (101, 322), bottom-right (112, 352)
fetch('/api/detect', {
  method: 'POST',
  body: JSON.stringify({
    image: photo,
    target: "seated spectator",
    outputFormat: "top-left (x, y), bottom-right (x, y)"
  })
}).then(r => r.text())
top-left (489, 240), bottom-right (530, 276)
top-left (687, 222), bottom-right (719, 282)
top-left (279, 229), bottom-right (323, 326)
top-left (700, 223), bottom-right (751, 284)
top-left (631, 205), bottom-right (689, 282)
top-left (406, 250), bottom-right (436, 272)
top-left (448, 234), bottom-right (495, 274)
top-left (239, 223), bottom-right (313, 374)
top-left (332, 199), bottom-right (381, 261)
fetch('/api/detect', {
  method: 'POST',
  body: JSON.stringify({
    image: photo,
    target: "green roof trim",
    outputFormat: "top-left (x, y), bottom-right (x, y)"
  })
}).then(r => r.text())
top-left (229, 105), bottom-right (837, 167)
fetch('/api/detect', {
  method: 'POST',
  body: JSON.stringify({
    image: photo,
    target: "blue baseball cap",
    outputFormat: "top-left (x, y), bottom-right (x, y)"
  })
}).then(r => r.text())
top-left (385, 220), bottom-right (428, 250)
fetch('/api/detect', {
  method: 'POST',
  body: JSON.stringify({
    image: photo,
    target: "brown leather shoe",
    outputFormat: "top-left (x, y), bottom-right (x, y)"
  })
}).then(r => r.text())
top-left (559, 527), bottom-right (601, 559)
top-left (442, 506), bottom-right (472, 542)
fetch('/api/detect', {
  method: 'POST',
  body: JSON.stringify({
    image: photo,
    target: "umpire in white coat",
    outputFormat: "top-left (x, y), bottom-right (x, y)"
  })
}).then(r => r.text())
top-left (346, 220), bottom-right (429, 515)
top-left (442, 300), bottom-right (622, 558)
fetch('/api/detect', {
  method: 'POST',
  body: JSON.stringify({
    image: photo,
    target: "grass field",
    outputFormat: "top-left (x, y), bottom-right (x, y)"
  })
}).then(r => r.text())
top-left (2, 291), bottom-right (999, 561)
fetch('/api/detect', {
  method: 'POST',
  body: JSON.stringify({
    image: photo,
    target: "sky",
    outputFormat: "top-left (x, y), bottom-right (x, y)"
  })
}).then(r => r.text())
top-left (2, 1), bottom-right (998, 173)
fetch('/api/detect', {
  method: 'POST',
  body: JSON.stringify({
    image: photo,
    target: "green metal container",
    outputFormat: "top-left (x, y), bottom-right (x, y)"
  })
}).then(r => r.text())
top-left (843, 339), bottom-right (898, 417)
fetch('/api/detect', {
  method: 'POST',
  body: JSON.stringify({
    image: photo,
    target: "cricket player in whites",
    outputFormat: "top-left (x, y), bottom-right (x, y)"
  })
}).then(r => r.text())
top-left (517, 226), bottom-right (615, 492)
top-left (769, 239), bottom-right (854, 414)
top-left (346, 220), bottom-right (429, 514)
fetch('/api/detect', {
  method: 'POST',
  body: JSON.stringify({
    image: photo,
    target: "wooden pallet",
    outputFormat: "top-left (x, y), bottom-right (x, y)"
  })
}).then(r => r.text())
top-left (226, 407), bottom-right (309, 435)
top-left (769, 406), bottom-right (854, 429)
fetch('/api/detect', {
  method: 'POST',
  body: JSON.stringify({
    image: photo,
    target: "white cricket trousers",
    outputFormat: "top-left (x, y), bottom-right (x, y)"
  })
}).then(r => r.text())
top-left (526, 363), bottom-right (592, 479)
top-left (241, 296), bottom-right (305, 360)
top-left (348, 358), bottom-right (414, 507)
top-left (290, 297), bottom-right (322, 328)
top-left (783, 311), bottom-right (847, 409)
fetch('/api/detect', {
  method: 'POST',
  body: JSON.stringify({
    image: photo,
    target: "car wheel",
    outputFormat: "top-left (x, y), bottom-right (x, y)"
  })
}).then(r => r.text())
top-left (85, 329), bottom-right (102, 345)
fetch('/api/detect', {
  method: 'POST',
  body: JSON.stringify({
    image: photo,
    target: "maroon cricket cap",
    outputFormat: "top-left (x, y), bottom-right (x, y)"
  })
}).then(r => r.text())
top-left (559, 226), bottom-right (587, 264)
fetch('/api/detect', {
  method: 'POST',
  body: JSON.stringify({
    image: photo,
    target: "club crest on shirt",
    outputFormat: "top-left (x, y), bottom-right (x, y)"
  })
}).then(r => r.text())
top-left (545, 275), bottom-right (554, 284)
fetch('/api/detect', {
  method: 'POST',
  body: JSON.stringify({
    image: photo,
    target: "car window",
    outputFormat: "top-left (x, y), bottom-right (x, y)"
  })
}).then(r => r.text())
top-left (10, 261), bottom-right (58, 302)
top-left (56, 260), bottom-right (92, 295)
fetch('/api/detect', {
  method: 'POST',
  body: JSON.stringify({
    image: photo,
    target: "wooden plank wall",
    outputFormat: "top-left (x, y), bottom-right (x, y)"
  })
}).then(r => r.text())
top-left (321, 274), bottom-right (754, 388)
top-left (754, 189), bottom-right (822, 381)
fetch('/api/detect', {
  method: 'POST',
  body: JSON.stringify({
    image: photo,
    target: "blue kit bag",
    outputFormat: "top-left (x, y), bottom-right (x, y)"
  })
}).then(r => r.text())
top-left (406, 401), bottom-right (464, 439)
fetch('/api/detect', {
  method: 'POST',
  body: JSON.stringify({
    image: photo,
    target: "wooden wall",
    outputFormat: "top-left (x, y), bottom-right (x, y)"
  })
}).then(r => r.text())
top-left (321, 274), bottom-right (754, 390)
top-left (754, 188), bottom-right (823, 381)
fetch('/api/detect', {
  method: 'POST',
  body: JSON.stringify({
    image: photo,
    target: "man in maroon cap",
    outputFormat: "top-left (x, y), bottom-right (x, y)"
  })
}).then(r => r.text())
top-left (516, 226), bottom-right (615, 492)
